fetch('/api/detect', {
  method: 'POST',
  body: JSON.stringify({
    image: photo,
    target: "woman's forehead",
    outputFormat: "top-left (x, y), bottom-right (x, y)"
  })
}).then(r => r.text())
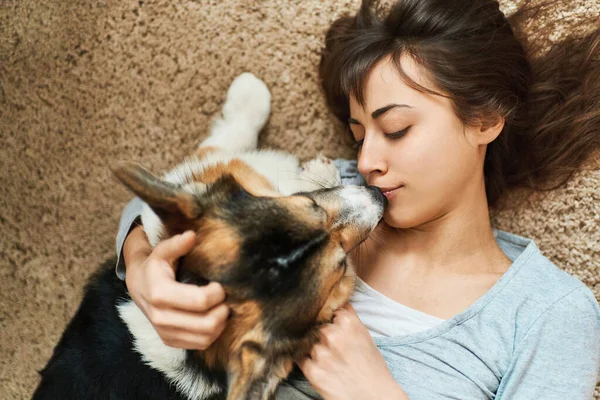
top-left (349, 59), bottom-right (442, 117)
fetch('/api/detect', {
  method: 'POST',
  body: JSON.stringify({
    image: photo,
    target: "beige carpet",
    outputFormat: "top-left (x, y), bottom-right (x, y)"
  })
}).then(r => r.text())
top-left (1, 0), bottom-right (598, 398)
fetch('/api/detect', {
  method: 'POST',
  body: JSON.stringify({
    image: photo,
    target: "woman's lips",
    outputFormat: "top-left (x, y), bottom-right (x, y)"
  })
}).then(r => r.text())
top-left (380, 186), bottom-right (404, 199)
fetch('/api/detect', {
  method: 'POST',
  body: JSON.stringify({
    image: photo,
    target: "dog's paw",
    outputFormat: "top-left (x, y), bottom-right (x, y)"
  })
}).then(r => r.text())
top-left (222, 72), bottom-right (271, 131)
top-left (299, 154), bottom-right (341, 190)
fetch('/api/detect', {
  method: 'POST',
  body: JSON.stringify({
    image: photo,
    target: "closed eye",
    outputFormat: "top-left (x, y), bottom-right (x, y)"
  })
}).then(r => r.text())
top-left (352, 126), bottom-right (411, 149)
top-left (385, 126), bottom-right (411, 139)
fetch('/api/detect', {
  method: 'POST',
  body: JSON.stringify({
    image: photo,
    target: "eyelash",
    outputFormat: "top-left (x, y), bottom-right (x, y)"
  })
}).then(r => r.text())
top-left (352, 126), bottom-right (411, 149)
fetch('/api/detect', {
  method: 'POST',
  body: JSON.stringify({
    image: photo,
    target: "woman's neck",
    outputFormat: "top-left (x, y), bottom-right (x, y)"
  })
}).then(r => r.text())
top-left (353, 187), bottom-right (510, 278)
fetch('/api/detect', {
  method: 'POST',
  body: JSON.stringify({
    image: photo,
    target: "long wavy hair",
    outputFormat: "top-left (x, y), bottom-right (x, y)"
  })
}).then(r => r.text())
top-left (319, 0), bottom-right (600, 208)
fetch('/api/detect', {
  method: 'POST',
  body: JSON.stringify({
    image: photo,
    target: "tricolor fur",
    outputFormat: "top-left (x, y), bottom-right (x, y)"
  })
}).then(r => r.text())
top-left (33, 73), bottom-right (386, 400)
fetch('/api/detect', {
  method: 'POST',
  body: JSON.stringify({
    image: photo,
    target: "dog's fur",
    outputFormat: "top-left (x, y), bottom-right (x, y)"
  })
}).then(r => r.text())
top-left (33, 73), bottom-right (386, 400)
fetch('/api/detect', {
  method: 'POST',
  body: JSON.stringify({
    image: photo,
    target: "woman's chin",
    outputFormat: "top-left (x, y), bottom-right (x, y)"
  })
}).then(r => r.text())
top-left (382, 207), bottom-right (424, 229)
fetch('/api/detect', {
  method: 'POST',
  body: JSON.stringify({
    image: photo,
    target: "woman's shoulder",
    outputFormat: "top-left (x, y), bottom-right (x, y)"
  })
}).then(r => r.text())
top-left (493, 229), bottom-right (599, 326)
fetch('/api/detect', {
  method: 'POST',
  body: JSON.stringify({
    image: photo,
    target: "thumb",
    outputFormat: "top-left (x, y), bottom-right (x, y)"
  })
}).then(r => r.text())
top-left (153, 231), bottom-right (197, 265)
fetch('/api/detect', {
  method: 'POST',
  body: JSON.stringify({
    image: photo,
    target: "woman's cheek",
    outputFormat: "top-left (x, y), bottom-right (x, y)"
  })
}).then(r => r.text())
top-left (383, 186), bottom-right (428, 228)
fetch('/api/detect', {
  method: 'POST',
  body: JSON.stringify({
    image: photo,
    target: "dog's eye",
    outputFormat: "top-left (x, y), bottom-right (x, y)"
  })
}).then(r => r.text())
top-left (338, 257), bottom-right (347, 270)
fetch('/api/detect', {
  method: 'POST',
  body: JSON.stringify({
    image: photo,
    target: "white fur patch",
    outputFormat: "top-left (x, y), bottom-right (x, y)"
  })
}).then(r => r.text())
top-left (337, 186), bottom-right (383, 230)
top-left (200, 72), bottom-right (271, 152)
top-left (128, 73), bottom-right (346, 399)
top-left (117, 301), bottom-right (221, 400)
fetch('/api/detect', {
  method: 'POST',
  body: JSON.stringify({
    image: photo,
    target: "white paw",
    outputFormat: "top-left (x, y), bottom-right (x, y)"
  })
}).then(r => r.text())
top-left (222, 72), bottom-right (271, 131)
top-left (299, 154), bottom-right (341, 190)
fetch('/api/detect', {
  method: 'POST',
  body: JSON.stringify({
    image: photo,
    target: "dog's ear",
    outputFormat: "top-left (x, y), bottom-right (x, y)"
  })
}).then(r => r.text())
top-left (111, 161), bottom-right (204, 224)
top-left (249, 232), bottom-right (328, 296)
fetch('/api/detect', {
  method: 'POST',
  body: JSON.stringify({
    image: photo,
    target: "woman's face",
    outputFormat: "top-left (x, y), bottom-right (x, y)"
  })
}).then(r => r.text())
top-left (349, 56), bottom-right (490, 229)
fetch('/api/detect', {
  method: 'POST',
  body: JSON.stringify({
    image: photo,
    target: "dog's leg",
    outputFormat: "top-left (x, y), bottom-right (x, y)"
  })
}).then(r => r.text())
top-left (226, 352), bottom-right (292, 400)
top-left (258, 358), bottom-right (294, 400)
top-left (199, 72), bottom-right (271, 153)
top-left (226, 342), bottom-right (268, 400)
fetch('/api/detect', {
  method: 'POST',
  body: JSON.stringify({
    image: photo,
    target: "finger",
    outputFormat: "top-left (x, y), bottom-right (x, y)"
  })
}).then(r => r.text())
top-left (148, 280), bottom-right (227, 312)
top-left (296, 356), bottom-right (312, 373)
top-left (148, 304), bottom-right (230, 333)
top-left (157, 323), bottom-right (225, 349)
top-left (158, 330), bottom-right (217, 350)
top-left (296, 357), bottom-right (318, 382)
top-left (318, 324), bottom-right (333, 345)
top-left (309, 343), bottom-right (328, 361)
top-left (158, 308), bottom-right (229, 350)
top-left (152, 231), bottom-right (197, 265)
top-left (342, 302), bottom-right (356, 313)
top-left (333, 306), bottom-right (356, 324)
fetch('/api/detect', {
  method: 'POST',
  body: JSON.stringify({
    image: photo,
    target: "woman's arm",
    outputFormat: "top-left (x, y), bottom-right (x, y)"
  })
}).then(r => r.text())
top-left (116, 198), bottom-right (230, 350)
top-left (496, 286), bottom-right (600, 399)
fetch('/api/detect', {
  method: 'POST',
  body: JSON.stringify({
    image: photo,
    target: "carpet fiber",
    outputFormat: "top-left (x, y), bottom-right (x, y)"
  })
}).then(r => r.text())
top-left (1, 0), bottom-right (598, 398)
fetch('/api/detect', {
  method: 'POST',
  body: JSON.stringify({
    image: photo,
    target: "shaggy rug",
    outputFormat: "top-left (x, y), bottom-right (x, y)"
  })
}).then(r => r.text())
top-left (1, 0), bottom-right (598, 398)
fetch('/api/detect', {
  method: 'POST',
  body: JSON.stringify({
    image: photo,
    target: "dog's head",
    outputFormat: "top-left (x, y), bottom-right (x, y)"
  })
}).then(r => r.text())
top-left (112, 158), bottom-right (385, 363)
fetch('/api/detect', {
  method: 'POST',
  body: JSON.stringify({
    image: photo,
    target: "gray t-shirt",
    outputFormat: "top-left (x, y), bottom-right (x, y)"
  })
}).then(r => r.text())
top-left (115, 159), bottom-right (600, 399)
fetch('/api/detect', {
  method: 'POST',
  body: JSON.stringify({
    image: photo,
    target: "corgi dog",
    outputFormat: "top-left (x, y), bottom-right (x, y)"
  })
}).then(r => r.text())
top-left (33, 73), bottom-right (386, 400)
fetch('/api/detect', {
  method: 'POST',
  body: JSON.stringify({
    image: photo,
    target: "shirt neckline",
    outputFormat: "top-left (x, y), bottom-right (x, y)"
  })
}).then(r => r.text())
top-left (370, 229), bottom-right (539, 347)
top-left (354, 278), bottom-right (447, 324)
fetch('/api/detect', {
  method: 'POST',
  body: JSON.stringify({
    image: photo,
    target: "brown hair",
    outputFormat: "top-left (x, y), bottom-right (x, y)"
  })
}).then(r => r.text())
top-left (319, 0), bottom-right (600, 208)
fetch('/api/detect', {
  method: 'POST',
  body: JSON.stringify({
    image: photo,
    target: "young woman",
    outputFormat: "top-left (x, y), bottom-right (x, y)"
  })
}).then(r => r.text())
top-left (116, 0), bottom-right (600, 398)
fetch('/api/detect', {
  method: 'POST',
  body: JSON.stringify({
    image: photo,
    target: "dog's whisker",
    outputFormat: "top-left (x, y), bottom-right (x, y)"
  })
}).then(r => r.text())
top-left (293, 175), bottom-right (330, 189)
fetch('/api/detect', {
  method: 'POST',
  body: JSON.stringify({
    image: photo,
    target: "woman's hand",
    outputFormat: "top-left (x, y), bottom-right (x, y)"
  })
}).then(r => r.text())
top-left (297, 304), bottom-right (409, 400)
top-left (123, 226), bottom-right (230, 350)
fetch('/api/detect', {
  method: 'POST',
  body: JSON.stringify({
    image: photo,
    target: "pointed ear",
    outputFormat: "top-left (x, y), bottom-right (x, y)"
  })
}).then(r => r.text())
top-left (111, 161), bottom-right (204, 222)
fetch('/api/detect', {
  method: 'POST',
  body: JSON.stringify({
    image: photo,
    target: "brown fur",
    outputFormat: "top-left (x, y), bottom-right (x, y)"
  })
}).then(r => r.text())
top-left (191, 159), bottom-right (278, 197)
top-left (189, 218), bottom-right (241, 279)
top-left (111, 147), bottom-right (384, 400)
top-left (200, 300), bottom-right (263, 371)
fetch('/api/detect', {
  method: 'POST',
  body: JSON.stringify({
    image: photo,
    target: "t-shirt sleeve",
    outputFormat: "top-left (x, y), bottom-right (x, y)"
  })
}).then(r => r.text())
top-left (496, 286), bottom-right (600, 399)
top-left (115, 197), bottom-right (144, 281)
top-left (333, 159), bottom-right (366, 187)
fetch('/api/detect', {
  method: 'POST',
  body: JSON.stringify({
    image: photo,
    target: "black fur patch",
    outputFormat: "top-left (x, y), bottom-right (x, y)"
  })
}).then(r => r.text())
top-left (33, 259), bottom-right (226, 400)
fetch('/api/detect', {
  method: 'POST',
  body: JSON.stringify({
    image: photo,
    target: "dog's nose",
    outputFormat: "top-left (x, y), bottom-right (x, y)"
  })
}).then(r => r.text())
top-left (366, 185), bottom-right (388, 208)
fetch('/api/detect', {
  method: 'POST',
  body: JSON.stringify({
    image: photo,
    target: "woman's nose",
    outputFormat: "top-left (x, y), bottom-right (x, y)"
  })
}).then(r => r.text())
top-left (357, 136), bottom-right (388, 178)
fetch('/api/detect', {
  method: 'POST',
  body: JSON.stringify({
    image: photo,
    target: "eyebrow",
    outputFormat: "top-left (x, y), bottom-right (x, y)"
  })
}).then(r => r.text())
top-left (348, 103), bottom-right (413, 125)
